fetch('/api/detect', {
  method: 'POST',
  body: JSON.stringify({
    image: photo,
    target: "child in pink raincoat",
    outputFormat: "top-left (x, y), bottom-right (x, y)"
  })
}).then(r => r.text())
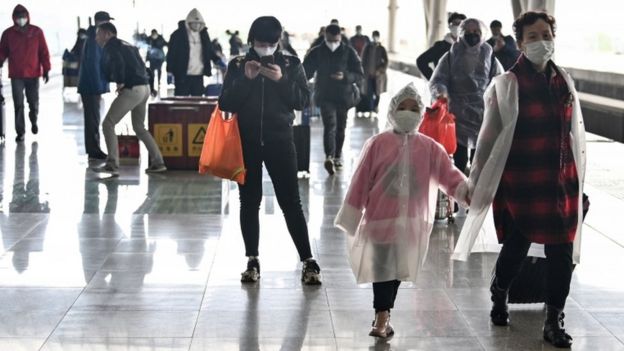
top-left (335, 83), bottom-right (469, 339)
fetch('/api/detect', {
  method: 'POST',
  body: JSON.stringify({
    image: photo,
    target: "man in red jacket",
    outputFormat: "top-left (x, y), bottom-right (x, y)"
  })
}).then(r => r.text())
top-left (0, 4), bottom-right (51, 142)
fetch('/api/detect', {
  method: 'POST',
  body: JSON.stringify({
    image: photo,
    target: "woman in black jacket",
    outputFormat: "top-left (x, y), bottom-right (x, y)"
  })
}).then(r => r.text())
top-left (219, 16), bottom-right (322, 285)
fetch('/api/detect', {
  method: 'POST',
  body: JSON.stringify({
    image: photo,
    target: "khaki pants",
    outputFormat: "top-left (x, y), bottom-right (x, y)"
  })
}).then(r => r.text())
top-left (102, 85), bottom-right (164, 168)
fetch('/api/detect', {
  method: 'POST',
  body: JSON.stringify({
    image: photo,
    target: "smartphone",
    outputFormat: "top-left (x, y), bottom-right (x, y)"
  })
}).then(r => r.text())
top-left (260, 55), bottom-right (274, 67)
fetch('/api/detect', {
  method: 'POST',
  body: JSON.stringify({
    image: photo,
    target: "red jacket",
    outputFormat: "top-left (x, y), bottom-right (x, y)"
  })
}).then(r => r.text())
top-left (0, 5), bottom-right (51, 79)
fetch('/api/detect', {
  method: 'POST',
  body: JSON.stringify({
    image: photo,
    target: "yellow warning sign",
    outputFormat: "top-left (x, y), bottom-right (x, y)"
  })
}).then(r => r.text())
top-left (188, 124), bottom-right (207, 157)
top-left (154, 123), bottom-right (183, 157)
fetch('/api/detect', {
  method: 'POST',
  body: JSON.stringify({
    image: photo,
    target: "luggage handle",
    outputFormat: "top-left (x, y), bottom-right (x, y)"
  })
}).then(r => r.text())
top-left (168, 106), bottom-right (200, 112)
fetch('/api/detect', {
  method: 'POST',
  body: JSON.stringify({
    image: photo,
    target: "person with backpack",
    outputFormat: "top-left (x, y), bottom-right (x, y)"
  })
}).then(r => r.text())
top-left (429, 18), bottom-right (502, 174)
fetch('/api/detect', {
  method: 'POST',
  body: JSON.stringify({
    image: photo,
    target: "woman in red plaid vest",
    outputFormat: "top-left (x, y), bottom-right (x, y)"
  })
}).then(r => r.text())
top-left (452, 12), bottom-right (587, 349)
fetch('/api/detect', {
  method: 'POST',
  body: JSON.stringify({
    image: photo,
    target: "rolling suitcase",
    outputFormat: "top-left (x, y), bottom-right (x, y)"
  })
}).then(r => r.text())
top-left (293, 125), bottom-right (310, 174)
top-left (507, 194), bottom-right (590, 304)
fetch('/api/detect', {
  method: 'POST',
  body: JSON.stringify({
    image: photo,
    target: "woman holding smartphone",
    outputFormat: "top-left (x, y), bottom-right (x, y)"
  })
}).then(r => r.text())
top-left (218, 16), bottom-right (322, 285)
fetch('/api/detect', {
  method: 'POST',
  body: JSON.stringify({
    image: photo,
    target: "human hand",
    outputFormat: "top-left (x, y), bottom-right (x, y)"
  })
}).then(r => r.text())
top-left (330, 71), bottom-right (344, 80)
top-left (494, 37), bottom-right (505, 51)
top-left (43, 71), bottom-right (49, 84)
top-left (259, 63), bottom-right (283, 82)
top-left (244, 60), bottom-right (261, 80)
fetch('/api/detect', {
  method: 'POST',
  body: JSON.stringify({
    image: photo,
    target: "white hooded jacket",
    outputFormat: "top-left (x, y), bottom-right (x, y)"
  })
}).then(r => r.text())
top-left (186, 8), bottom-right (205, 75)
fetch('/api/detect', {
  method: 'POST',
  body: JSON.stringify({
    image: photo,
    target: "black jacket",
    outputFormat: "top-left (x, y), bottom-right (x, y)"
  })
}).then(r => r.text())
top-left (416, 39), bottom-right (452, 80)
top-left (166, 21), bottom-right (220, 77)
top-left (487, 35), bottom-right (521, 71)
top-left (303, 42), bottom-right (364, 105)
top-left (101, 37), bottom-right (149, 88)
top-left (219, 50), bottom-right (310, 145)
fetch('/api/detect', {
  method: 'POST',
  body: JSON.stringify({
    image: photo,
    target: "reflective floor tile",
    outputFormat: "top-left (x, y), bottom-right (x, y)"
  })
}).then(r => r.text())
top-left (190, 338), bottom-right (338, 351)
top-left (330, 310), bottom-right (473, 338)
top-left (41, 337), bottom-right (192, 351)
top-left (590, 312), bottom-right (624, 338)
top-left (72, 289), bottom-right (204, 311)
top-left (0, 338), bottom-right (46, 351)
top-left (478, 335), bottom-right (624, 351)
top-left (335, 336), bottom-right (484, 351)
top-left (461, 308), bottom-right (611, 337)
top-left (326, 288), bottom-right (457, 311)
top-left (0, 288), bottom-right (81, 312)
top-left (193, 310), bottom-right (334, 339)
top-left (52, 311), bottom-right (199, 338)
top-left (201, 287), bottom-right (329, 311)
top-left (0, 310), bottom-right (67, 337)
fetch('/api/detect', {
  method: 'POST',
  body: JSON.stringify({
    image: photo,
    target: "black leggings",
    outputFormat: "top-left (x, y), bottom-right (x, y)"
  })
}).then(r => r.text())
top-left (453, 144), bottom-right (475, 173)
top-left (373, 280), bottom-right (401, 312)
top-left (495, 220), bottom-right (574, 309)
top-left (238, 139), bottom-right (313, 261)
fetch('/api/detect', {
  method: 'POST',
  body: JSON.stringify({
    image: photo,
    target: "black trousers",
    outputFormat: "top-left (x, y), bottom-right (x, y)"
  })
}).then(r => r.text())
top-left (453, 144), bottom-right (475, 173)
top-left (373, 280), bottom-right (401, 312)
top-left (174, 75), bottom-right (204, 96)
top-left (149, 59), bottom-right (164, 84)
top-left (320, 102), bottom-right (348, 159)
top-left (81, 94), bottom-right (106, 157)
top-left (495, 221), bottom-right (574, 309)
top-left (238, 138), bottom-right (313, 261)
top-left (11, 78), bottom-right (39, 136)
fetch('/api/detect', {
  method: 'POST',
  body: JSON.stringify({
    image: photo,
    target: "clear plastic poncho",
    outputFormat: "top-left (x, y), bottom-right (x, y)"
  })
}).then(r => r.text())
top-left (335, 83), bottom-right (469, 284)
top-left (429, 18), bottom-right (503, 148)
top-left (451, 69), bottom-right (586, 264)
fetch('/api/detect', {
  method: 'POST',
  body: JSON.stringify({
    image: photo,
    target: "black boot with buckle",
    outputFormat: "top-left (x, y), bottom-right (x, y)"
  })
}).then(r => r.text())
top-left (543, 305), bottom-right (573, 348)
top-left (490, 276), bottom-right (510, 326)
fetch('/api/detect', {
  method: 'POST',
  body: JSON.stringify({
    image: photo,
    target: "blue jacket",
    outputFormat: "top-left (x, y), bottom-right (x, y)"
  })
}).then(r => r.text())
top-left (78, 26), bottom-right (109, 95)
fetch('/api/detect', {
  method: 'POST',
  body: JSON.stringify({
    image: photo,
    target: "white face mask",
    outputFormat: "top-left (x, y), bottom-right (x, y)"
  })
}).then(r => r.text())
top-left (523, 40), bottom-right (555, 65)
top-left (449, 25), bottom-right (460, 38)
top-left (254, 45), bottom-right (277, 57)
top-left (325, 40), bottom-right (340, 52)
top-left (16, 18), bottom-right (27, 27)
top-left (392, 110), bottom-right (421, 133)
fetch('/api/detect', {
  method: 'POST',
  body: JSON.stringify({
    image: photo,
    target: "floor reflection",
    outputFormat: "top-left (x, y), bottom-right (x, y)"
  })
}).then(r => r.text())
top-left (9, 142), bottom-right (49, 213)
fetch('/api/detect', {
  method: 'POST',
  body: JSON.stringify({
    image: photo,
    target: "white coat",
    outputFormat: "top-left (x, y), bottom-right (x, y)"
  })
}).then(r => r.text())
top-left (451, 66), bottom-right (586, 264)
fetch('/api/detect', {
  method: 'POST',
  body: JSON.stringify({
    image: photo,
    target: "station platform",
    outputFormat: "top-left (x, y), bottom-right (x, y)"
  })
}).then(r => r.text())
top-left (0, 71), bottom-right (623, 350)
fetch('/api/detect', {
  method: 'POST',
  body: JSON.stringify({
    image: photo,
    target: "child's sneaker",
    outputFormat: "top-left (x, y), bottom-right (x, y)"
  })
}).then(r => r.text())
top-left (241, 257), bottom-right (260, 283)
top-left (301, 258), bottom-right (322, 285)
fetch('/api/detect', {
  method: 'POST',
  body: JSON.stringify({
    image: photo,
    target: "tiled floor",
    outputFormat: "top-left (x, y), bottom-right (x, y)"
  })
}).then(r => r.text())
top-left (1, 72), bottom-right (624, 350)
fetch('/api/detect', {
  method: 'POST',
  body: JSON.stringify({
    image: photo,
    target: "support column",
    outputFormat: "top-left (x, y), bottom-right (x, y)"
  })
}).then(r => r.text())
top-left (388, 0), bottom-right (398, 53)
top-left (426, 0), bottom-right (448, 48)
top-left (511, 0), bottom-right (528, 19)
top-left (528, 0), bottom-right (555, 14)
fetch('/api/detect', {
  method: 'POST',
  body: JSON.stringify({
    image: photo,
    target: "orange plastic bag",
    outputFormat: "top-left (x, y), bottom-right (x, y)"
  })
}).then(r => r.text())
top-left (198, 105), bottom-right (246, 184)
top-left (418, 98), bottom-right (457, 155)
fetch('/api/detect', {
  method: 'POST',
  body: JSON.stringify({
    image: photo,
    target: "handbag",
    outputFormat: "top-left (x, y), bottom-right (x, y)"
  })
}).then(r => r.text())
top-left (345, 82), bottom-right (361, 108)
top-left (418, 98), bottom-right (457, 155)
top-left (198, 105), bottom-right (246, 184)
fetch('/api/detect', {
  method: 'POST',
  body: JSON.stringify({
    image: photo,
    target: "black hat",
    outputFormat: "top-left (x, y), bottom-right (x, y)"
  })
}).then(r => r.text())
top-left (94, 11), bottom-right (114, 21)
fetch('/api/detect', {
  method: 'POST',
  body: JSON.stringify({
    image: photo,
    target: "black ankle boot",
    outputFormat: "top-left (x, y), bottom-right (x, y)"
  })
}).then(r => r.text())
top-left (490, 276), bottom-right (509, 326)
top-left (543, 305), bottom-right (573, 348)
